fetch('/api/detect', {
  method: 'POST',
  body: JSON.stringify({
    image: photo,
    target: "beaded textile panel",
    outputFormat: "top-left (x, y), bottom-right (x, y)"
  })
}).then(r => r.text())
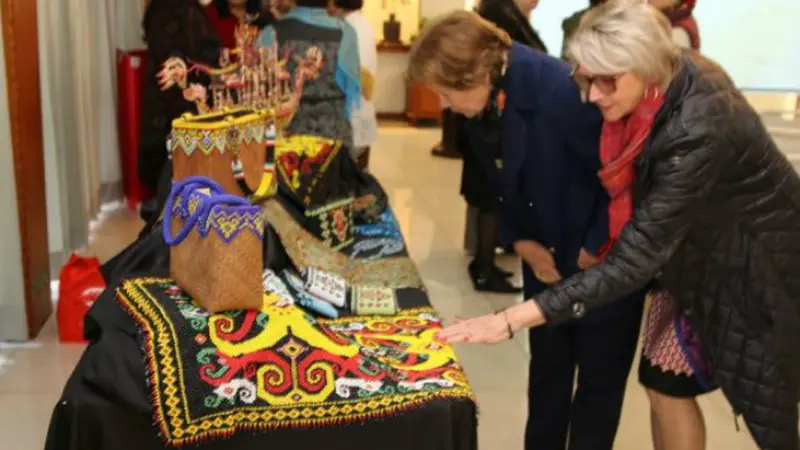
top-left (117, 278), bottom-right (474, 446)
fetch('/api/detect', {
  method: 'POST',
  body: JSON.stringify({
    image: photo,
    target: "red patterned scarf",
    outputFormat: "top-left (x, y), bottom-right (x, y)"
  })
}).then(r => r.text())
top-left (597, 87), bottom-right (665, 258)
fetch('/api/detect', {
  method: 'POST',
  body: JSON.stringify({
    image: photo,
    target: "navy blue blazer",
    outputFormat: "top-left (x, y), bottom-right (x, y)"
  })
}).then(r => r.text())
top-left (465, 43), bottom-right (643, 318)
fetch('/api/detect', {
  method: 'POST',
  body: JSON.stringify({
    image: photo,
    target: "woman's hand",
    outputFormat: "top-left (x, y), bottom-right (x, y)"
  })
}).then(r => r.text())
top-left (435, 313), bottom-right (511, 345)
top-left (577, 248), bottom-right (600, 269)
top-left (513, 240), bottom-right (562, 284)
top-left (436, 302), bottom-right (547, 345)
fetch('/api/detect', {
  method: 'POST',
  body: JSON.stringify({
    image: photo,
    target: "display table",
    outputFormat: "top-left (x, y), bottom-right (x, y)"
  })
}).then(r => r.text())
top-left (44, 286), bottom-right (477, 450)
top-left (44, 197), bottom-right (478, 450)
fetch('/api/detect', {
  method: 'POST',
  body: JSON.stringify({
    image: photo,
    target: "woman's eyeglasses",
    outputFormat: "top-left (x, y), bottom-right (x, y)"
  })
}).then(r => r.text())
top-left (570, 65), bottom-right (621, 101)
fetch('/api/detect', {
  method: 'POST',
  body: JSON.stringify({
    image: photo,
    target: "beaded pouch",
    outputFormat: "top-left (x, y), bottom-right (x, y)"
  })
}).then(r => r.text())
top-left (163, 176), bottom-right (265, 313)
top-left (351, 285), bottom-right (398, 316)
top-left (262, 269), bottom-right (295, 306)
top-left (303, 267), bottom-right (347, 308)
top-left (282, 270), bottom-right (339, 319)
top-left (304, 197), bottom-right (354, 250)
top-left (274, 134), bottom-right (344, 207)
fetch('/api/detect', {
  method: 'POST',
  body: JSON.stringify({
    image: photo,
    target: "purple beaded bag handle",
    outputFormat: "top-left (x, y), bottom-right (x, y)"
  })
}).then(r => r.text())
top-left (162, 176), bottom-right (251, 246)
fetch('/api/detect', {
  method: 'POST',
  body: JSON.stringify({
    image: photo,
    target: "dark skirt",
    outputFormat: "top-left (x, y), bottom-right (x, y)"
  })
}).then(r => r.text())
top-left (638, 291), bottom-right (718, 398)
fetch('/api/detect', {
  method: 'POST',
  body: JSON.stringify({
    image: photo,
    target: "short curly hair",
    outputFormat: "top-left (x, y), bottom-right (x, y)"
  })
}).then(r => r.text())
top-left (407, 11), bottom-right (512, 91)
top-left (567, 0), bottom-right (680, 88)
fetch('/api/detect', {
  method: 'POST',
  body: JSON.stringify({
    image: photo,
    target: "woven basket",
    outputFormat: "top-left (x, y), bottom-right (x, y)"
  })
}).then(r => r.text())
top-left (163, 176), bottom-right (265, 313)
top-left (167, 108), bottom-right (277, 200)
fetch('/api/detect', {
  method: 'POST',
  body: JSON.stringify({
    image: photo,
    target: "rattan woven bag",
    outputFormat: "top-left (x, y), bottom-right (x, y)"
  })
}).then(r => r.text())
top-left (163, 176), bottom-right (265, 313)
top-left (168, 108), bottom-right (277, 200)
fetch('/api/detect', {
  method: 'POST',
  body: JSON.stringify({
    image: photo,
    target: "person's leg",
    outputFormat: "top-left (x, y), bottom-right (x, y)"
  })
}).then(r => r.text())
top-left (525, 324), bottom-right (576, 450)
top-left (650, 409), bottom-right (665, 450)
top-left (638, 292), bottom-right (710, 450)
top-left (349, 145), bottom-right (370, 171)
top-left (356, 146), bottom-right (371, 171)
top-left (468, 208), bottom-right (520, 293)
top-left (568, 298), bottom-right (644, 450)
top-left (474, 209), bottom-right (498, 274)
top-left (431, 109), bottom-right (462, 159)
top-left (647, 389), bottom-right (706, 450)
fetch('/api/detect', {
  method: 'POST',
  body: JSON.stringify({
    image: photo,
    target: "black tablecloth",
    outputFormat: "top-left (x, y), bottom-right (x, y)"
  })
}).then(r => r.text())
top-left (44, 274), bottom-right (478, 450)
top-left (45, 159), bottom-right (477, 450)
top-left (46, 351), bottom-right (476, 450)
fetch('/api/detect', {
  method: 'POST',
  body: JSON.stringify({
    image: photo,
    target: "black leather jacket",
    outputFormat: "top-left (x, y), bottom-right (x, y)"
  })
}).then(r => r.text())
top-left (536, 53), bottom-right (800, 449)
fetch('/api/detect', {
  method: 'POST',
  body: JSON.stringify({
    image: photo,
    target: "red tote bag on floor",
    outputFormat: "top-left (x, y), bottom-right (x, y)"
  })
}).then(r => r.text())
top-left (56, 254), bottom-right (106, 343)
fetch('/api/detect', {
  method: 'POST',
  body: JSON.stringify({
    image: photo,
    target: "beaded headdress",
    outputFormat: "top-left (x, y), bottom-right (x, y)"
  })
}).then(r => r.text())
top-left (157, 25), bottom-right (323, 131)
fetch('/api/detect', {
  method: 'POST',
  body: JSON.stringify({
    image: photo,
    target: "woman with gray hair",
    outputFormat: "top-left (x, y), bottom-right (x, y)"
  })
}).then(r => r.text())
top-left (437, 0), bottom-right (800, 449)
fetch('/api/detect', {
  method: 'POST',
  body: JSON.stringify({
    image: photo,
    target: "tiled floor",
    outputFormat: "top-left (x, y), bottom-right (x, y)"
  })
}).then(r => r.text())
top-left (3, 120), bottom-right (796, 449)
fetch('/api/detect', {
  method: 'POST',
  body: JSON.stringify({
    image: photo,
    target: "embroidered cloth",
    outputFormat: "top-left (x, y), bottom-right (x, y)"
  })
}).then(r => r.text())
top-left (263, 199), bottom-right (424, 289)
top-left (117, 277), bottom-right (473, 446)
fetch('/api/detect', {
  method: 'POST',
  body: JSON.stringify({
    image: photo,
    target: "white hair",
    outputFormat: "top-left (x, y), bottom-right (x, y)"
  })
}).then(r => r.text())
top-left (567, 0), bottom-right (680, 86)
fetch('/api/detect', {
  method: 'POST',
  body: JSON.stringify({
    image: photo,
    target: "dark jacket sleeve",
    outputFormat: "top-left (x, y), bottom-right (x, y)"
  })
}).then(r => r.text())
top-left (534, 116), bottom-right (727, 325)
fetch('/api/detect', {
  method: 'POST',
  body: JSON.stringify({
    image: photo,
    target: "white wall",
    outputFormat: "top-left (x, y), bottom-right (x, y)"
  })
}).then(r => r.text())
top-left (420, 0), bottom-right (470, 20)
top-left (37, 0), bottom-right (65, 260)
top-left (530, 1), bottom-right (798, 114)
top-left (0, 5), bottom-right (29, 341)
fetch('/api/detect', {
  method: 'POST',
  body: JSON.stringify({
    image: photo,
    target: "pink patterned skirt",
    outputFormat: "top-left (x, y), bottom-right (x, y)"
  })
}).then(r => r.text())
top-left (638, 291), bottom-right (717, 397)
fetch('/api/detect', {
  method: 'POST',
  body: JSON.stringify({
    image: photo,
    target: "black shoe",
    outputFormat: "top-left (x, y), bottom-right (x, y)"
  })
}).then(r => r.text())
top-left (431, 143), bottom-right (462, 159)
top-left (469, 260), bottom-right (513, 279)
top-left (492, 265), bottom-right (514, 279)
top-left (468, 262), bottom-right (522, 294)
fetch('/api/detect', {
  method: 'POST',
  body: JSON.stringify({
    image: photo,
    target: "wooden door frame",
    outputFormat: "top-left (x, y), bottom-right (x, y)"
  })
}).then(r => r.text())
top-left (1, 0), bottom-right (52, 338)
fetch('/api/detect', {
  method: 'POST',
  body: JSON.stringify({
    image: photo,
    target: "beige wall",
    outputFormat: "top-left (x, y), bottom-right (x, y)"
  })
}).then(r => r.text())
top-left (420, 0), bottom-right (470, 20)
top-left (363, 0), bottom-right (420, 43)
top-left (744, 92), bottom-right (798, 115)
top-left (361, 0), bottom-right (469, 43)
top-left (0, 5), bottom-right (28, 341)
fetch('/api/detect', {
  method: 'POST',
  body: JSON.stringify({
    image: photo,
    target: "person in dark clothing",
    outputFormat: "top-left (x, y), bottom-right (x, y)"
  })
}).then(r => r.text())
top-left (432, 0), bottom-right (547, 163)
top-left (478, 0), bottom-right (547, 51)
top-left (439, 2), bottom-right (800, 450)
top-left (207, 0), bottom-right (274, 50)
top-left (409, 10), bottom-right (646, 450)
top-left (138, 0), bottom-right (221, 194)
top-left (456, 0), bottom-right (549, 293)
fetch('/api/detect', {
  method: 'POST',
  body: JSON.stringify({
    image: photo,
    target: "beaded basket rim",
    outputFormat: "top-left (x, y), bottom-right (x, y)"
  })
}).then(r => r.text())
top-left (171, 107), bottom-right (275, 131)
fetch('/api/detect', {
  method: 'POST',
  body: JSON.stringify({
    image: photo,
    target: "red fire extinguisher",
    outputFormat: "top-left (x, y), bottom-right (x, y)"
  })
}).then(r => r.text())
top-left (117, 49), bottom-right (153, 209)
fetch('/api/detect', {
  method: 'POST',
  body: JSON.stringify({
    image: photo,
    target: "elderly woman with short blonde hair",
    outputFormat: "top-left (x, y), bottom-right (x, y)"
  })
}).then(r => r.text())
top-left (437, 1), bottom-right (800, 449)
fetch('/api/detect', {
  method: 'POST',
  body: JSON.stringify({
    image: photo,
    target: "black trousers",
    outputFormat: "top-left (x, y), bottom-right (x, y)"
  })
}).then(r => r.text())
top-left (524, 300), bottom-right (643, 450)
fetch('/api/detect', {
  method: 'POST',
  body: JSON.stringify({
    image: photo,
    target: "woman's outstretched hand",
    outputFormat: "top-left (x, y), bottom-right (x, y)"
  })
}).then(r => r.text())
top-left (436, 301), bottom-right (547, 345)
top-left (436, 314), bottom-right (511, 345)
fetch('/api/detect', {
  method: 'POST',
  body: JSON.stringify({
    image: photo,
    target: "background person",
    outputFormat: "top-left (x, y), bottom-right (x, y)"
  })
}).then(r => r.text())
top-left (328, 0), bottom-right (378, 171)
